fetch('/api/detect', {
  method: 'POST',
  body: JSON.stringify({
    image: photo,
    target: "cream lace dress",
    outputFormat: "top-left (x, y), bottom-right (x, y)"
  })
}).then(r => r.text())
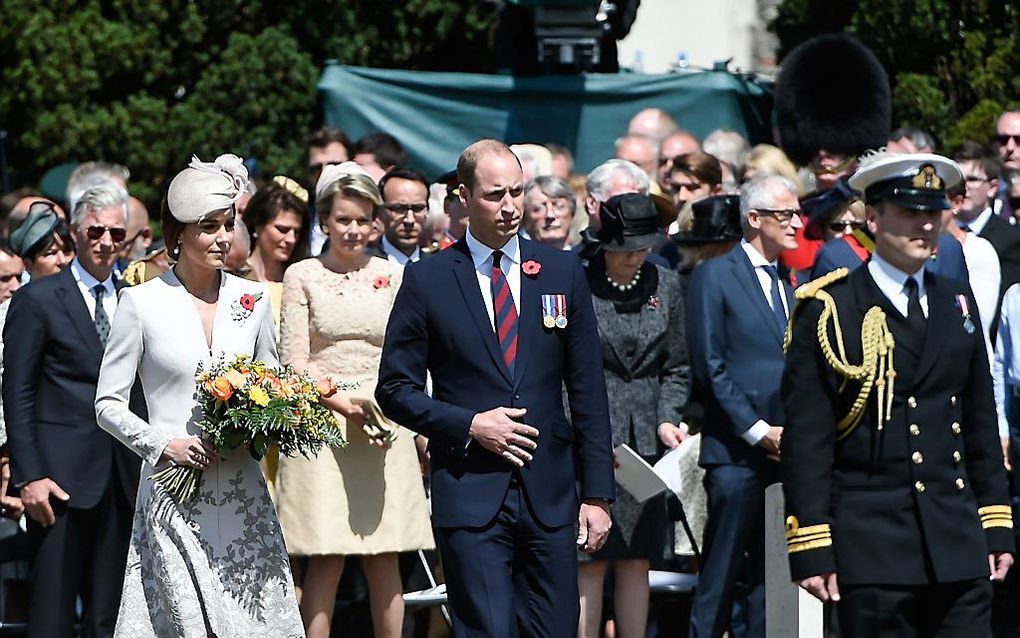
top-left (275, 257), bottom-right (434, 555)
top-left (95, 270), bottom-right (303, 637)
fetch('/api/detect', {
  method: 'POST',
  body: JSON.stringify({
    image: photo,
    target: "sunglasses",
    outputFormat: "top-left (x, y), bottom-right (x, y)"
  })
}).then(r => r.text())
top-left (85, 225), bottom-right (127, 242)
top-left (828, 220), bottom-right (865, 232)
top-left (994, 134), bottom-right (1020, 146)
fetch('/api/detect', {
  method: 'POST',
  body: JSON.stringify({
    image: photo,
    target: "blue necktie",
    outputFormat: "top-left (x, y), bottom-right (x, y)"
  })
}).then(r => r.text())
top-left (762, 265), bottom-right (788, 335)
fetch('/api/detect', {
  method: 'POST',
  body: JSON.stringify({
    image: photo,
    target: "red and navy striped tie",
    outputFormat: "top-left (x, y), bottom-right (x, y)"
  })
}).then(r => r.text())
top-left (491, 250), bottom-right (518, 375)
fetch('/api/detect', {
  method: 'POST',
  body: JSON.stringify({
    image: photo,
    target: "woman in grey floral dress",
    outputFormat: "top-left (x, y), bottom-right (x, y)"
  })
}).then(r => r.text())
top-left (95, 155), bottom-right (302, 637)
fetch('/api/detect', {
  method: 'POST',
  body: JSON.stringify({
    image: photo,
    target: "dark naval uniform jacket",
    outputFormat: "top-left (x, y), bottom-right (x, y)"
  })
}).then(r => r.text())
top-left (780, 263), bottom-right (1014, 585)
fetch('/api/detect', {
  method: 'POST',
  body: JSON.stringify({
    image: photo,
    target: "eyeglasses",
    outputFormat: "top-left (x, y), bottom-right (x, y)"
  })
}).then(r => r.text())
top-left (964, 175), bottom-right (990, 185)
top-left (755, 208), bottom-right (801, 223)
top-left (828, 220), bottom-right (865, 233)
top-left (994, 134), bottom-right (1020, 146)
top-left (85, 225), bottom-right (127, 242)
top-left (383, 203), bottom-right (428, 217)
top-left (528, 199), bottom-right (572, 215)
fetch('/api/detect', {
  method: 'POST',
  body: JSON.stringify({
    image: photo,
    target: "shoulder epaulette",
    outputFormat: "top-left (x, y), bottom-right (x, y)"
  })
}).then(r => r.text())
top-left (784, 266), bottom-right (895, 440)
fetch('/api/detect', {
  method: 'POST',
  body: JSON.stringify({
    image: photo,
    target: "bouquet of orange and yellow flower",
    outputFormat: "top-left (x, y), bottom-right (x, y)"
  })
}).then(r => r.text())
top-left (150, 354), bottom-right (347, 502)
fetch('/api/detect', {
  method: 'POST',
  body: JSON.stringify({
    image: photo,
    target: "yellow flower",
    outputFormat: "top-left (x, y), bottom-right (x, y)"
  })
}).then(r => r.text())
top-left (248, 386), bottom-right (270, 407)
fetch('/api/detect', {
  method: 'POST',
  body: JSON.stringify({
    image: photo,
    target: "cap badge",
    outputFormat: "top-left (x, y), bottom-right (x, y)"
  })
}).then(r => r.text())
top-left (911, 164), bottom-right (943, 191)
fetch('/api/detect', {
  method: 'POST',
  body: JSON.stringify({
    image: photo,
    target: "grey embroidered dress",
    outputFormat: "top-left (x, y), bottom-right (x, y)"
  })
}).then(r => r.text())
top-left (95, 270), bottom-right (302, 637)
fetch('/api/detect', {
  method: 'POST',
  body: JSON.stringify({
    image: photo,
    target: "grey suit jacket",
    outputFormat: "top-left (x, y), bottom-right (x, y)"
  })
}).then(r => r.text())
top-left (590, 263), bottom-right (690, 455)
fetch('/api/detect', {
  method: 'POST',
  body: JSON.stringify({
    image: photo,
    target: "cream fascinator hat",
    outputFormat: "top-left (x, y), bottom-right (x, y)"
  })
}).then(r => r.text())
top-left (314, 161), bottom-right (374, 201)
top-left (167, 154), bottom-right (250, 223)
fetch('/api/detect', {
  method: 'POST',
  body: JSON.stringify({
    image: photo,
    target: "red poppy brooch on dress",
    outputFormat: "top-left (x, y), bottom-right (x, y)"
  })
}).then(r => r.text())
top-left (230, 292), bottom-right (262, 323)
top-left (373, 276), bottom-right (391, 290)
top-left (522, 260), bottom-right (542, 277)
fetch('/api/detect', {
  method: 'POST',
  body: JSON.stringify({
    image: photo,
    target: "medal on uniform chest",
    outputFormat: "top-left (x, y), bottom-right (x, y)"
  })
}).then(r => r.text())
top-left (541, 293), bottom-right (568, 329)
top-left (554, 294), bottom-right (568, 328)
top-left (541, 294), bottom-right (556, 328)
top-left (956, 294), bottom-right (976, 334)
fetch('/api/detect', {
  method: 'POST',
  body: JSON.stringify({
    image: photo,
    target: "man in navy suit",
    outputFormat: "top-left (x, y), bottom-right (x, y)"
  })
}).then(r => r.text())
top-left (685, 173), bottom-right (801, 638)
top-left (377, 139), bottom-right (615, 637)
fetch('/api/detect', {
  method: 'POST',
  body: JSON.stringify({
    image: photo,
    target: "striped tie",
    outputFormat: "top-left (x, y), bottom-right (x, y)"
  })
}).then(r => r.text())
top-left (491, 250), bottom-right (518, 375)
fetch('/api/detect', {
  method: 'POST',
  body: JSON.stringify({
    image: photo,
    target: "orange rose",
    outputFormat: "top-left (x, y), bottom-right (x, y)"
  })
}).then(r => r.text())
top-left (223, 369), bottom-right (247, 389)
top-left (278, 380), bottom-right (295, 398)
top-left (316, 378), bottom-right (337, 398)
top-left (211, 376), bottom-right (234, 401)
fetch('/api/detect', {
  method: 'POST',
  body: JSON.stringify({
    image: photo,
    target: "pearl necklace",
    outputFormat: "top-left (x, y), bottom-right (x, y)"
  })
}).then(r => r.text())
top-left (606, 268), bottom-right (641, 292)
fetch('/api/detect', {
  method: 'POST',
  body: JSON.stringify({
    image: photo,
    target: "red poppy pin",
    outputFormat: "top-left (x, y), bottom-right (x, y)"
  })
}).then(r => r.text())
top-left (522, 260), bottom-right (542, 277)
top-left (231, 292), bottom-right (263, 323)
top-left (647, 295), bottom-right (661, 310)
top-left (373, 276), bottom-right (391, 290)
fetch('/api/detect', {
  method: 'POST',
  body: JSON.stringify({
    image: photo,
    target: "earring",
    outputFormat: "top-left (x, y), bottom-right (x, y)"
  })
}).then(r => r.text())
top-left (169, 245), bottom-right (181, 261)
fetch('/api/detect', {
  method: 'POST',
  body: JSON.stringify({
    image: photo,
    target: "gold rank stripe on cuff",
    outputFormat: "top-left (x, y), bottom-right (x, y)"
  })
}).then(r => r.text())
top-left (786, 522), bottom-right (832, 553)
top-left (786, 522), bottom-right (830, 541)
top-left (788, 537), bottom-right (833, 553)
top-left (979, 505), bottom-right (1014, 529)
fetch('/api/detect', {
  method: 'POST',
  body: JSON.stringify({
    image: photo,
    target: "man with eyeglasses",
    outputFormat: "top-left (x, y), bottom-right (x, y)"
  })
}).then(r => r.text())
top-left (783, 152), bottom-right (1013, 638)
top-left (686, 172), bottom-right (800, 638)
top-left (4, 181), bottom-right (143, 637)
top-left (953, 142), bottom-right (1020, 338)
top-left (370, 168), bottom-right (431, 266)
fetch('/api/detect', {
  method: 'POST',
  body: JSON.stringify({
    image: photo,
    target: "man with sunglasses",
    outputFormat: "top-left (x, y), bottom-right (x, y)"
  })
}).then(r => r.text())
top-left (782, 153), bottom-right (1013, 637)
top-left (4, 181), bottom-right (143, 637)
top-left (370, 168), bottom-right (432, 266)
top-left (994, 112), bottom-right (1020, 222)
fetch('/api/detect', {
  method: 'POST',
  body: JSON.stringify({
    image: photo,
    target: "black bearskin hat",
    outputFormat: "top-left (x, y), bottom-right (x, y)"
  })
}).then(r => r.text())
top-left (775, 33), bottom-right (891, 166)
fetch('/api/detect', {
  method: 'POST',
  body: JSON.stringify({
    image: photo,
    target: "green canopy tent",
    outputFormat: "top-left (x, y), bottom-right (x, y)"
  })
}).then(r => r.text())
top-left (318, 63), bottom-right (774, 177)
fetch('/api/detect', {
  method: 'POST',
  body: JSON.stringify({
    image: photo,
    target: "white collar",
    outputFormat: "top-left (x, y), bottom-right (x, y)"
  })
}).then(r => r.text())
top-left (465, 229), bottom-right (521, 270)
top-left (381, 235), bottom-right (420, 265)
top-left (740, 238), bottom-right (778, 270)
top-left (868, 251), bottom-right (925, 298)
top-left (71, 258), bottom-right (115, 294)
top-left (962, 207), bottom-right (994, 234)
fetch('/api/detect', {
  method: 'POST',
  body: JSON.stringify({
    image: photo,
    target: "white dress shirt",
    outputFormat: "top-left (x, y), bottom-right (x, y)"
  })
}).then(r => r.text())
top-left (381, 235), bottom-right (421, 266)
top-left (993, 285), bottom-right (1020, 438)
top-left (867, 252), bottom-right (928, 318)
top-left (71, 258), bottom-right (117, 322)
top-left (740, 239), bottom-right (790, 317)
top-left (958, 231), bottom-right (1000, 366)
top-left (465, 229), bottom-right (521, 331)
top-left (738, 240), bottom-right (789, 445)
top-left (958, 206), bottom-right (994, 235)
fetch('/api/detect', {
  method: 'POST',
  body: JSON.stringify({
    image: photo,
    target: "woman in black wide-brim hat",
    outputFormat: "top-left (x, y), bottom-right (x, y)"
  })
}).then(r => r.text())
top-left (672, 194), bottom-right (743, 286)
top-left (577, 192), bottom-right (690, 638)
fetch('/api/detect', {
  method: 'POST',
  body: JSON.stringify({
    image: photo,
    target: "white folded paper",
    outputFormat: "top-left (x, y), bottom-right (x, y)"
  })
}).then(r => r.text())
top-left (614, 443), bottom-right (677, 502)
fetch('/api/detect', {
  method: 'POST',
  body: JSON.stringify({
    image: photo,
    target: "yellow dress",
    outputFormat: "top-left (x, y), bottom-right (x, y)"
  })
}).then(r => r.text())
top-left (260, 281), bottom-right (284, 500)
top-left (274, 257), bottom-right (434, 555)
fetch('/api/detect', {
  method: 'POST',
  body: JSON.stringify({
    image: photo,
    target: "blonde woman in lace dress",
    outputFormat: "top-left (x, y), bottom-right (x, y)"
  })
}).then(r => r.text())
top-left (275, 163), bottom-right (433, 638)
top-left (94, 155), bottom-right (302, 637)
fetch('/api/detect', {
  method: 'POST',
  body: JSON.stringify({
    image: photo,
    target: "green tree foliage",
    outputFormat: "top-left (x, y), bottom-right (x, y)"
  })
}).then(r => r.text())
top-left (0, 1), bottom-right (498, 208)
top-left (771, 0), bottom-right (1020, 151)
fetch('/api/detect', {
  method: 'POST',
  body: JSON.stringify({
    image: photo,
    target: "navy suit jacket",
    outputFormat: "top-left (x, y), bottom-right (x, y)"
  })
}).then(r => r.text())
top-left (3, 268), bottom-right (143, 509)
top-left (377, 237), bottom-right (615, 528)
top-left (810, 233), bottom-right (968, 282)
top-left (686, 245), bottom-right (792, 469)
